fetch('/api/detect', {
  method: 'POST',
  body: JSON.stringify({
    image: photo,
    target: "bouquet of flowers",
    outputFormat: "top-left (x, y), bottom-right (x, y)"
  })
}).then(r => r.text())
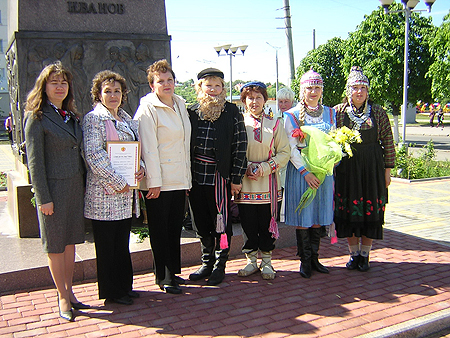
top-left (293, 126), bottom-right (342, 213)
top-left (328, 126), bottom-right (362, 158)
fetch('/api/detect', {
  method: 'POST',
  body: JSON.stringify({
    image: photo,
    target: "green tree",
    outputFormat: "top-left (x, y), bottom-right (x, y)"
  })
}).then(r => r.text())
top-left (266, 83), bottom-right (277, 99)
top-left (427, 11), bottom-right (450, 103)
top-left (293, 37), bottom-right (346, 107)
top-left (174, 79), bottom-right (197, 105)
top-left (342, 3), bottom-right (435, 115)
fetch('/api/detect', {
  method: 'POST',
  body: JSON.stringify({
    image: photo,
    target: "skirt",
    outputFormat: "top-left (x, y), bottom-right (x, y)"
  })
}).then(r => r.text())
top-left (284, 161), bottom-right (334, 228)
top-left (38, 174), bottom-right (85, 253)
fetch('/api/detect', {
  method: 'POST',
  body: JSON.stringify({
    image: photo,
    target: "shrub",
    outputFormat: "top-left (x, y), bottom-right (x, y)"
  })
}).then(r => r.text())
top-left (393, 140), bottom-right (450, 179)
top-left (0, 172), bottom-right (6, 187)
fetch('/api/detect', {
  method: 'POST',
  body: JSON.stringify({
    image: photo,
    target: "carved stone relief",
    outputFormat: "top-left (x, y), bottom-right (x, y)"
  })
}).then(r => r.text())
top-left (10, 38), bottom-right (168, 117)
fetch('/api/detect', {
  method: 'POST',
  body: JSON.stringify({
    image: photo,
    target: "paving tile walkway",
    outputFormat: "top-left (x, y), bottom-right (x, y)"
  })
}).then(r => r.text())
top-left (1, 225), bottom-right (450, 338)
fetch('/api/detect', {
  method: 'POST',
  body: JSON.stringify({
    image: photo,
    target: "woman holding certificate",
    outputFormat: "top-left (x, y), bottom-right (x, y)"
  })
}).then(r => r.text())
top-left (83, 70), bottom-right (145, 306)
top-left (134, 59), bottom-right (191, 294)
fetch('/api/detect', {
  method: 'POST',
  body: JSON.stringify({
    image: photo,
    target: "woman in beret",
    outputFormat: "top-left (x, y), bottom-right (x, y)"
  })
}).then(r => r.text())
top-left (234, 81), bottom-right (290, 280)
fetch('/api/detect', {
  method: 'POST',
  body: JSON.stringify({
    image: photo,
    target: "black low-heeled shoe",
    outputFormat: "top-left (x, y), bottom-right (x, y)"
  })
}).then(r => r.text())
top-left (106, 295), bottom-right (134, 305)
top-left (358, 255), bottom-right (370, 272)
top-left (346, 255), bottom-right (360, 270)
top-left (71, 301), bottom-right (91, 310)
top-left (160, 284), bottom-right (182, 294)
top-left (128, 290), bottom-right (140, 298)
top-left (173, 275), bottom-right (186, 285)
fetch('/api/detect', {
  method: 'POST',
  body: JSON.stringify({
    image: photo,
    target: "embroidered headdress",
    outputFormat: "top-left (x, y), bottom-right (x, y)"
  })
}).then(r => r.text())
top-left (300, 69), bottom-right (323, 88)
top-left (346, 66), bottom-right (369, 99)
top-left (295, 69), bottom-right (324, 124)
top-left (299, 69), bottom-right (323, 102)
top-left (345, 66), bottom-right (371, 130)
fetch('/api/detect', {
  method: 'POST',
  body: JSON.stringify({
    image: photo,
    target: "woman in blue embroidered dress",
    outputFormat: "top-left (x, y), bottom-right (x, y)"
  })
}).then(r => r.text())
top-left (284, 70), bottom-right (335, 278)
top-left (234, 82), bottom-right (290, 280)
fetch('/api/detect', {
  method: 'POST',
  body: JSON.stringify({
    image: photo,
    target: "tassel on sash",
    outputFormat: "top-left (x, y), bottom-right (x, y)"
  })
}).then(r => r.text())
top-left (215, 171), bottom-right (229, 249)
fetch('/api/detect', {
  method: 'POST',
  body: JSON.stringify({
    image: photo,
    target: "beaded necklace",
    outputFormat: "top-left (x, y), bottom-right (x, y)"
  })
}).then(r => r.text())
top-left (345, 101), bottom-right (371, 131)
top-left (305, 104), bottom-right (324, 124)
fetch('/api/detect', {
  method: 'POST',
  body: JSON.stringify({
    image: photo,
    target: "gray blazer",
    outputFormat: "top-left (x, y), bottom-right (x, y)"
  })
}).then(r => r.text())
top-left (24, 103), bottom-right (84, 206)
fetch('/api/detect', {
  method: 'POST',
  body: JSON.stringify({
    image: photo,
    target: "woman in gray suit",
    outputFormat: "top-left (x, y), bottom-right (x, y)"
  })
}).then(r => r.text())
top-left (24, 62), bottom-right (87, 322)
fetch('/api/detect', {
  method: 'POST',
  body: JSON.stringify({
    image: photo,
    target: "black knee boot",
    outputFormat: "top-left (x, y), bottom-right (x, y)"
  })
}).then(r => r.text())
top-left (310, 227), bottom-right (329, 274)
top-left (296, 229), bottom-right (311, 278)
top-left (207, 235), bottom-right (231, 286)
top-left (189, 236), bottom-right (215, 281)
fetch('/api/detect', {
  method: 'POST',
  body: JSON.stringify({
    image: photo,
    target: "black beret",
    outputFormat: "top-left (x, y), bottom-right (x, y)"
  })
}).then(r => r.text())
top-left (197, 68), bottom-right (224, 80)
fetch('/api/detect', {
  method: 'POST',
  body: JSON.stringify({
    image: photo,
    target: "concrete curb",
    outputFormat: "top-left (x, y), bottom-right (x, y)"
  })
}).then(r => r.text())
top-left (355, 308), bottom-right (450, 338)
top-left (392, 176), bottom-right (450, 184)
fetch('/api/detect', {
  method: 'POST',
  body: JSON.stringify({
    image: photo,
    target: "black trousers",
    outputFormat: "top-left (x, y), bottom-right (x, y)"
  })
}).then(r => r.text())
top-left (238, 203), bottom-right (276, 253)
top-left (144, 190), bottom-right (185, 285)
top-left (92, 218), bottom-right (133, 299)
top-left (189, 181), bottom-right (233, 241)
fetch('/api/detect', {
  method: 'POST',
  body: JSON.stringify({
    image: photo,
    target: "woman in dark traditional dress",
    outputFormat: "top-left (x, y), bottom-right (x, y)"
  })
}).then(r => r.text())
top-left (333, 66), bottom-right (395, 272)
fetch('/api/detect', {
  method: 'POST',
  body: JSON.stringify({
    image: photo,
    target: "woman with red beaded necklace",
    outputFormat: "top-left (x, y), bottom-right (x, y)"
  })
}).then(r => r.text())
top-left (234, 81), bottom-right (290, 280)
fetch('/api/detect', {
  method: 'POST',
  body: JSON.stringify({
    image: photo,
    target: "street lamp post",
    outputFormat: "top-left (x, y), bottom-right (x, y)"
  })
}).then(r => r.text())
top-left (266, 42), bottom-right (281, 116)
top-left (379, 0), bottom-right (437, 149)
top-left (214, 44), bottom-right (248, 102)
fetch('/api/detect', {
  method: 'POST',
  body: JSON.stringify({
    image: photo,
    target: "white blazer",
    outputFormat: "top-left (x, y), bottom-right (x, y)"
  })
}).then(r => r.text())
top-left (134, 92), bottom-right (192, 191)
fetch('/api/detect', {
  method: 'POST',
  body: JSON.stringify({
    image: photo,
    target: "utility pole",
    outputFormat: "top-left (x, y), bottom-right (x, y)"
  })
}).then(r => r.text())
top-left (313, 29), bottom-right (316, 50)
top-left (283, 0), bottom-right (295, 85)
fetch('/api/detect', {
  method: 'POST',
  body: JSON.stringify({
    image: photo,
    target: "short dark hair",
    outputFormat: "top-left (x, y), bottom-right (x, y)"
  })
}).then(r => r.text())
top-left (240, 85), bottom-right (268, 103)
top-left (147, 59), bottom-right (176, 85)
top-left (91, 70), bottom-right (128, 106)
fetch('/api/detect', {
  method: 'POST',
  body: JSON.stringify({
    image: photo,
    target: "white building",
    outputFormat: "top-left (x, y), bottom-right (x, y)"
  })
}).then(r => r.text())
top-left (0, 0), bottom-right (10, 117)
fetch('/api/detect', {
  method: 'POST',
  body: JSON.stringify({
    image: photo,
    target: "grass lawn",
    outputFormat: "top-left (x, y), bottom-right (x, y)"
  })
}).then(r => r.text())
top-left (407, 112), bottom-right (447, 127)
top-left (388, 112), bottom-right (448, 127)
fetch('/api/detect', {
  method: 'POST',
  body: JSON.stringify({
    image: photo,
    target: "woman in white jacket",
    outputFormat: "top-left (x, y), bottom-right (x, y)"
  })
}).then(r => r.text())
top-left (134, 59), bottom-right (191, 294)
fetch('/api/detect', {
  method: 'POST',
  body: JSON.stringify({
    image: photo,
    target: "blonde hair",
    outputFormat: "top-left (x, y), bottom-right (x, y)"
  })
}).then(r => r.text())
top-left (25, 61), bottom-right (76, 120)
top-left (195, 76), bottom-right (226, 94)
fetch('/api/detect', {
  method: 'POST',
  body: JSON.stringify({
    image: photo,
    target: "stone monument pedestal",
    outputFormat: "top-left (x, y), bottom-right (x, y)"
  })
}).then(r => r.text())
top-left (7, 158), bottom-right (39, 238)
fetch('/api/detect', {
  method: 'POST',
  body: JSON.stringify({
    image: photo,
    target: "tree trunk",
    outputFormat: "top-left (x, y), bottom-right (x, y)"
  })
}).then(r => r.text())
top-left (391, 103), bottom-right (400, 144)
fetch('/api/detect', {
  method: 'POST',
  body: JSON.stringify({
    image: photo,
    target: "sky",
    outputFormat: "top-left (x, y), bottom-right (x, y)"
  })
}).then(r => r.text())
top-left (164, 0), bottom-right (449, 86)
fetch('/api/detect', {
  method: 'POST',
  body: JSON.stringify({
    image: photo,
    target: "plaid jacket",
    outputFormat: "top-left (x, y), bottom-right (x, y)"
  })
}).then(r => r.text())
top-left (334, 102), bottom-right (395, 168)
